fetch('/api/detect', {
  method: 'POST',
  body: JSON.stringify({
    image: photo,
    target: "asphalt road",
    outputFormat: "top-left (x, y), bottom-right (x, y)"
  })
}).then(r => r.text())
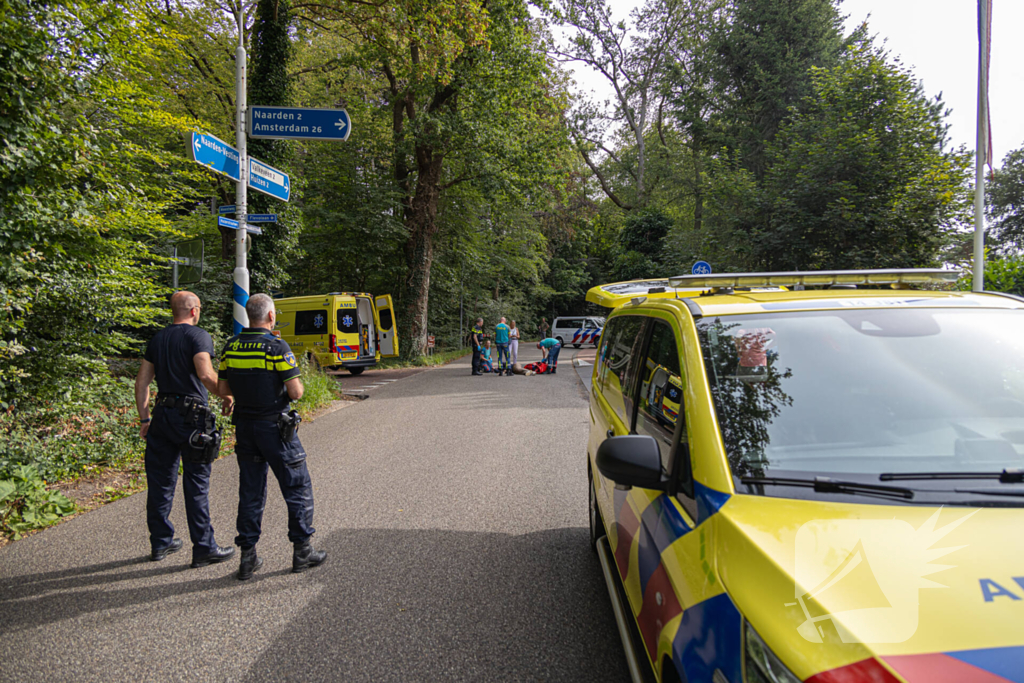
top-left (0, 347), bottom-right (628, 682)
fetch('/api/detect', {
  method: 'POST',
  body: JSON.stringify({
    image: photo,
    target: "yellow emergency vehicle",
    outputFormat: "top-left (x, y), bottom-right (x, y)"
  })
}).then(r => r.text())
top-left (586, 270), bottom-right (1024, 683)
top-left (274, 292), bottom-right (398, 375)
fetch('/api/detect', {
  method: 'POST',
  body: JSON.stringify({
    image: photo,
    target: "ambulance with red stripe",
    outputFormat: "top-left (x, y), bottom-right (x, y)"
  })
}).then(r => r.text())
top-left (586, 270), bottom-right (1024, 683)
top-left (274, 292), bottom-right (398, 375)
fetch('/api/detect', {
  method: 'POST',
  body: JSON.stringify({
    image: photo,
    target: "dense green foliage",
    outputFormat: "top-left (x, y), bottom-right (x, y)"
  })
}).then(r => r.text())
top-left (987, 148), bottom-right (1024, 254)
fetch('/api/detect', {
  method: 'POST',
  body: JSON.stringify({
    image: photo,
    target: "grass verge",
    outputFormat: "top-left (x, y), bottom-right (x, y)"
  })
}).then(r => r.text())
top-left (378, 347), bottom-right (469, 369)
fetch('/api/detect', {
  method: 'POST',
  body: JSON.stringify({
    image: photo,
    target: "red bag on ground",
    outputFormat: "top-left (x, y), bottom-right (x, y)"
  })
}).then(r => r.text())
top-left (524, 361), bottom-right (548, 374)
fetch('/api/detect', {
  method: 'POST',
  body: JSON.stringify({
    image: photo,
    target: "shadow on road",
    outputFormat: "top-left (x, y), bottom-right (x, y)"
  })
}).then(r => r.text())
top-left (238, 526), bottom-right (629, 682)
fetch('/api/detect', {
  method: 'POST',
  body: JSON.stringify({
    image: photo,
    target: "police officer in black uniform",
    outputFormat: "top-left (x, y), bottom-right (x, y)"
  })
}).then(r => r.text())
top-left (218, 293), bottom-right (326, 580)
top-left (135, 291), bottom-right (235, 566)
top-left (470, 317), bottom-right (485, 375)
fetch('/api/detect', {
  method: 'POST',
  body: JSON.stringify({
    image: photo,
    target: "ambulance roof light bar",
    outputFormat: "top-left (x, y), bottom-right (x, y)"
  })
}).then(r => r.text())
top-left (667, 268), bottom-right (960, 289)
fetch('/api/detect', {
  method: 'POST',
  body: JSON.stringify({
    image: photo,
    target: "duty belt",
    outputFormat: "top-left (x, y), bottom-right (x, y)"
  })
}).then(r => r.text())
top-left (155, 394), bottom-right (206, 410)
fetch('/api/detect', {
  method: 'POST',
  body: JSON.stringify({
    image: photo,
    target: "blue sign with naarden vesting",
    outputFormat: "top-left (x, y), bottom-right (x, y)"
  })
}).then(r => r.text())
top-left (248, 106), bottom-right (351, 142)
top-left (189, 132), bottom-right (240, 182)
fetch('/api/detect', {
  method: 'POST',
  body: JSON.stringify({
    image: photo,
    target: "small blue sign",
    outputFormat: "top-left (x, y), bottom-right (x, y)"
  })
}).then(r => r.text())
top-left (246, 214), bottom-right (278, 223)
top-left (244, 224), bottom-right (263, 235)
top-left (189, 132), bottom-right (240, 182)
top-left (218, 204), bottom-right (236, 214)
top-left (248, 158), bottom-right (290, 202)
top-left (248, 106), bottom-right (351, 142)
top-left (692, 260), bottom-right (712, 275)
top-left (218, 216), bottom-right (239, 230)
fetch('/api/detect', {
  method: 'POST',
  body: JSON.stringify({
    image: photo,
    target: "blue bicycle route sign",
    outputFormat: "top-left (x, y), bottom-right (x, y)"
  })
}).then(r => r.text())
top-left (692, 260), bottom-right (712, 275)
top-left (248, 158), bottom-right (290, 202)
top-left (217, 216), bottom-right (239, 230)
top-left (248, 106), bottom-right (351, 142)
top-left (189, 132), bottom-right (240, 182)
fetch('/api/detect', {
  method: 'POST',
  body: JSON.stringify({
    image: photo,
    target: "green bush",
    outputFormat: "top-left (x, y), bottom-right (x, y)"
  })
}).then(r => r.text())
top-left (0, 464), bottom-right (76, 539)
top-left (0, 377), bottom-right (145, 483)
top-left (294, 357), bottom-right (340, 417)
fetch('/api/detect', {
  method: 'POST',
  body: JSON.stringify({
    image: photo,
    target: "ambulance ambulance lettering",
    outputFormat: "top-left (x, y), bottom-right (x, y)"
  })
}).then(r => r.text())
top-left (979, 577), bottom-right (1024, 601)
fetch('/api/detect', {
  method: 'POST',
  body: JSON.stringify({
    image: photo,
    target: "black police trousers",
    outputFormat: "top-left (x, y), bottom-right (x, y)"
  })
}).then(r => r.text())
top-left (471, 345), bottom-right (482, 374)
top-left (234, 419), bottom-right (315, 549)
top-left (144, 406), bottom-right (217, 555)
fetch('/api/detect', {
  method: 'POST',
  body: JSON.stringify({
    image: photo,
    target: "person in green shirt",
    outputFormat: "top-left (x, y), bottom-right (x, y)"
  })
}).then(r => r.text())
top-left (537, 337), bottom-right (561, 374)
top-left (494, 317), bottom-right (511, 376)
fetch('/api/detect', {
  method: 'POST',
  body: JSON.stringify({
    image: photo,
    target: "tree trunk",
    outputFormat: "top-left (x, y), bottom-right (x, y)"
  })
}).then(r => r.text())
top-left (401, 152), bottom-right (444, 357)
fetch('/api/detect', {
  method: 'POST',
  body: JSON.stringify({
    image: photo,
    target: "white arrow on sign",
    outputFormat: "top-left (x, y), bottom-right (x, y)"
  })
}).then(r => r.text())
top-left (334, 118), bottom-right (347, 133)
top-left (194, 137), bottom-right (201, 153)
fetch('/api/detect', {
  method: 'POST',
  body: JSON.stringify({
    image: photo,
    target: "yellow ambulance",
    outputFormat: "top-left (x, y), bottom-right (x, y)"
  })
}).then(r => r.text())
top-left (273, 292), bottom-right (399, 375)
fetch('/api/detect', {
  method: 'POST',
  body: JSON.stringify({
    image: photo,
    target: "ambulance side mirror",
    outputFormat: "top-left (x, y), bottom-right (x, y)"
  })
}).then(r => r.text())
top-left (596, 435), bottom-right (665, 491)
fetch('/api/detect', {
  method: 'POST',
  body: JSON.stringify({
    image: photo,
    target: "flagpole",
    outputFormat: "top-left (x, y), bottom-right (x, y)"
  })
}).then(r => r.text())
top-left (972, 0), bottom-right (990, 292)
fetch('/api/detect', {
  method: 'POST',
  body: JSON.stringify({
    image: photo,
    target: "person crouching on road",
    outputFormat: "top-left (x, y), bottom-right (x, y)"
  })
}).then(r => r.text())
top-left (537, 337), bottom-right (561, 374)
top-left (470, 317), bottom-right (485, 375)
top-left (494, 317), bottom-right (511, 376)
top-left (218, 293), bottom-right (326, 580)
top-left (480, 339), bottom-right (495, 373)
top-left (135, 291), bottom-right (235, 567)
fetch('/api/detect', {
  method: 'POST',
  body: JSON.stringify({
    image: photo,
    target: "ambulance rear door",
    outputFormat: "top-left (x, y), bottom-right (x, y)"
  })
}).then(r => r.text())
top-left (374, 294), bottom-right (399, 358)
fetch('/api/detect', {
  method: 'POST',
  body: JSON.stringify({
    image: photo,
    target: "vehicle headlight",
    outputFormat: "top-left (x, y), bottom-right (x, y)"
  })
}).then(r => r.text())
top-left (744, 621), bottom-right (801, 683)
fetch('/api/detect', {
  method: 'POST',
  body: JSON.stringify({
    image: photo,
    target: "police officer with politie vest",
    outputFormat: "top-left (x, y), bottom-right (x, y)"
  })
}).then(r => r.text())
top-left (218, 293), bottom-right (326, 580)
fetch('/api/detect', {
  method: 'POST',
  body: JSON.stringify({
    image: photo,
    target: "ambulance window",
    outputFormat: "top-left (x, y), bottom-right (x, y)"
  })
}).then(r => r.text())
top-left (336, 309), bottom-right (358, 335)
top-left (636, 320), bottom-right (687, 481)
top-left (295, 310), bottom-right (329, 336)
top-left (378, 307), bottom-right (393, 331)
top-left (597, 315), bottom-right (645, 428)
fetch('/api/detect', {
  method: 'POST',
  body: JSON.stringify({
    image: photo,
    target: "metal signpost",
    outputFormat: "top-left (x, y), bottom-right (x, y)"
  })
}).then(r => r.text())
top-left (248, 106), bottom-right (351, 141)
top-left (184, 8), bottom-right (353, 334)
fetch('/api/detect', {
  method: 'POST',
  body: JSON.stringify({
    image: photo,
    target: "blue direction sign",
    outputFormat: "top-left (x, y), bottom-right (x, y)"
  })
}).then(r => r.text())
top-left (245, 224), bottom-right (263, 235)
top-left (189, 132), bottom-right (240, 182)
top-left (246, 214), bottom-right (278, 223)
top-left (218, 216), bottom-right (240, 230)
top-left (218, 204), bottom-right (236, 214)
top-left (692, 260), bottom-right (712, 275)
top-left (248, 158), bottom-right (290, 202)
top-left (248, 106), bottom-right (351, 142)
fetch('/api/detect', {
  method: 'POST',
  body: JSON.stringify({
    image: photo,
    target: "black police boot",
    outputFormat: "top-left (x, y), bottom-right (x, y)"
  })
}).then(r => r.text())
top-left (151, 538), bottom-right (183, 562)
top-left (292, 540), bottom-right (327, 573)
top-left (551, 366), bottom-right (557, 374)
top-left (237, 547), bottom-right (263, 581)
top-left (191, 544), bottom-right (236, 568)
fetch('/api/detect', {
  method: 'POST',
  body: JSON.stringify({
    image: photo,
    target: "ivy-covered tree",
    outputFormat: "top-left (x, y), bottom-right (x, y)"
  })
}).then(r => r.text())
top-left (247, 0), bottom-right (301, 293)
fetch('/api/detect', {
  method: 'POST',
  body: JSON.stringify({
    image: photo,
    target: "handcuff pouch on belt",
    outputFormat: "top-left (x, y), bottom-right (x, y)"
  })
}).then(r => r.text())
top-left (277, 409), bottom-right (302, 442)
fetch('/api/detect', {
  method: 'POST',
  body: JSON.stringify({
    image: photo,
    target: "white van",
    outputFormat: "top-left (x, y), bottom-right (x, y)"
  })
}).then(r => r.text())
top-left (551, 316), bottom-right (605, 348)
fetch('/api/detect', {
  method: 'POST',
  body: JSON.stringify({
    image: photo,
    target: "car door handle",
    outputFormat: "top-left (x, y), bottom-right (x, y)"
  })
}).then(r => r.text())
top-left (607, 429), bottom-right (615, 439)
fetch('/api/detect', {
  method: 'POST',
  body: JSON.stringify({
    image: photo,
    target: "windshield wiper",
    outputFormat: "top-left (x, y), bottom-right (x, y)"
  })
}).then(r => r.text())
top-left (740, 476), bottom-right (914, 499)
top-left (954, 487), bottom-right (1024, 497)
top-left (880, 468), bottom-right (1024, 483)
